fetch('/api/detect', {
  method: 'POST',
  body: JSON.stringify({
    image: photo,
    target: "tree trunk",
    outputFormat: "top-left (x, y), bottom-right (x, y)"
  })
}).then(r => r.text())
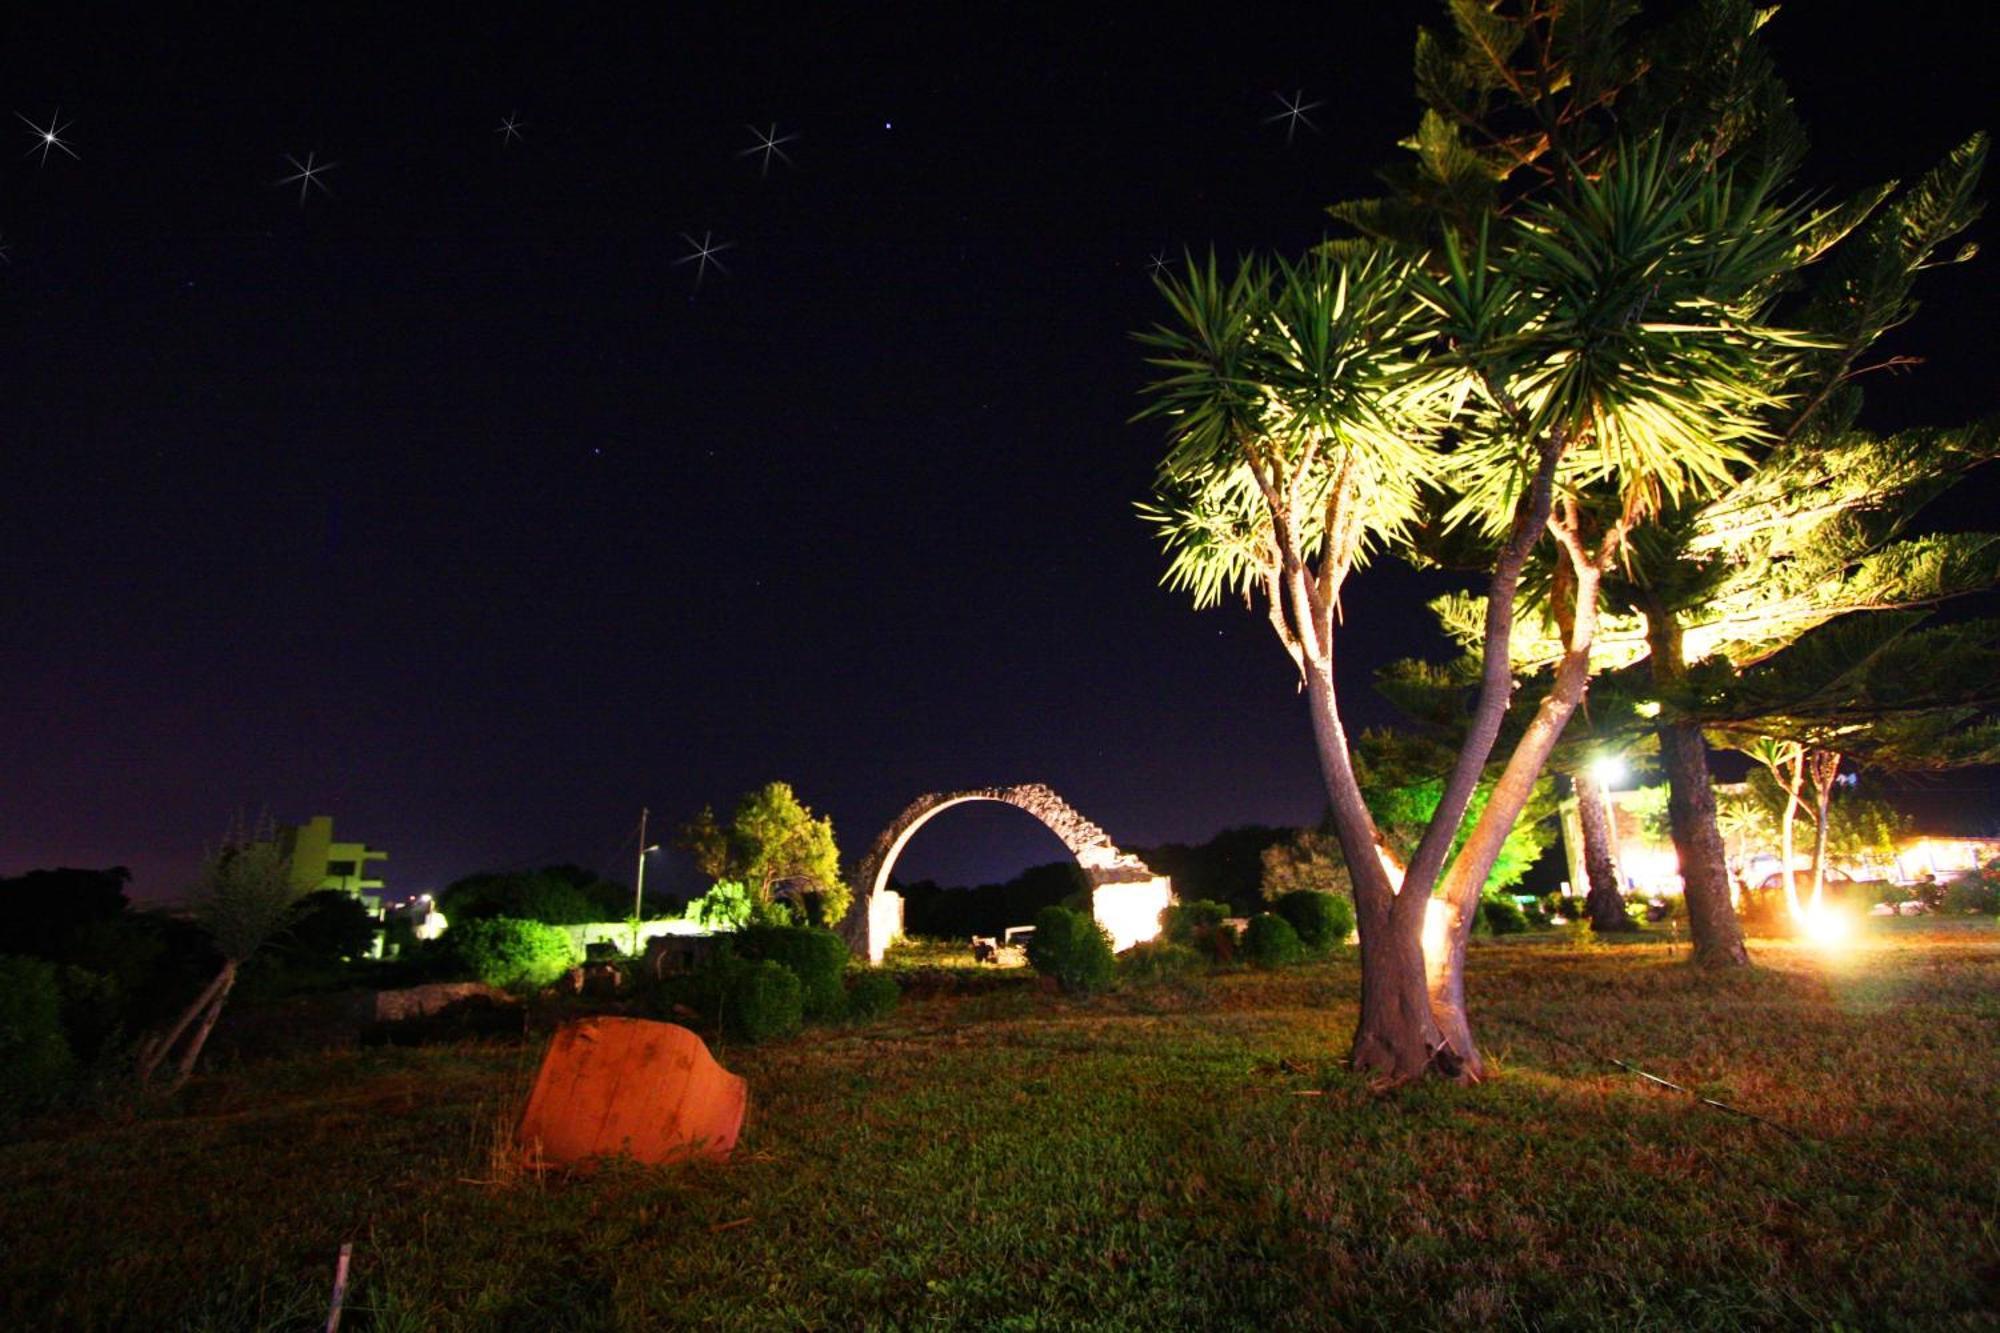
top-left (1304, 665), bottom-right (1447, 1083)
top-left (1776, 749), bottom-right (1806, 919)
top-left (170, 960), bottom-right (238, 1087)
top-left (1576, 772), bottom-right (1634, 932)
top-left (1643, 602), bottom-right (1750, 967)
top-left (1807, 750), bottom-right (1841, 913)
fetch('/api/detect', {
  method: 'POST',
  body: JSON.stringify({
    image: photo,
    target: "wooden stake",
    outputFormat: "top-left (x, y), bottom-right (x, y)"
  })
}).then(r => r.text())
top-left (325, 1242), bottom-right (352, 1333)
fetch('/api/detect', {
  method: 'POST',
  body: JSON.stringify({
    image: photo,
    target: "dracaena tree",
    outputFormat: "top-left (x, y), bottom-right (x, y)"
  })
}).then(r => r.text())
top-left (1400, 6), bottom-right (1987, 966)
top-left (1140, 130), bottom-right (1820, 1079)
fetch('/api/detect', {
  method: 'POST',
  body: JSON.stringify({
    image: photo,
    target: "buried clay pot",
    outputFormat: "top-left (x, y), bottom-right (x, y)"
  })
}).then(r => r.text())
top-left (516, 1017), bottom-right (747, 1167)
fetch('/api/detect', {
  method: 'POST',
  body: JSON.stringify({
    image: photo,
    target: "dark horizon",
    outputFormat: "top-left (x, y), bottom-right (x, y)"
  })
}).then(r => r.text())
top-left (4, 2), bottom-right (1995, 903)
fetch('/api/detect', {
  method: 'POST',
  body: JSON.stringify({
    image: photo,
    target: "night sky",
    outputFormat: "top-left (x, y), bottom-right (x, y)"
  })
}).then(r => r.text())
top-left (4, 3), bottom-right (1995, 902)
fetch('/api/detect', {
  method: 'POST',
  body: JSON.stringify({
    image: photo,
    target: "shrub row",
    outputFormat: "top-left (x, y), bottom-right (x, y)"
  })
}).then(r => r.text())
top-left (651, 926), bottom-right (902, 1044)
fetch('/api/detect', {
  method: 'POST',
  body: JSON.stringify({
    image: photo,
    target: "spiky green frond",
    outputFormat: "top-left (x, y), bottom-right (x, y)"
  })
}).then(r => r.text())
top-left (1428, 143), bottom-right (1823, 534)
top-left (1137, 246), bottom-right (1460, 610)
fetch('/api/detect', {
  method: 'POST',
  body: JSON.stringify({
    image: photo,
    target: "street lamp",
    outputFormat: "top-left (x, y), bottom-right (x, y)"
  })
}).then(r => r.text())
top-left (632, 807), bottom-right (662, 957)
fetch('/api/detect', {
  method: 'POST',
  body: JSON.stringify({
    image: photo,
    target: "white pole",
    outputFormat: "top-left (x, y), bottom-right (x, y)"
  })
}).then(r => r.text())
top-left (633, 807), bottom-right (649, 956)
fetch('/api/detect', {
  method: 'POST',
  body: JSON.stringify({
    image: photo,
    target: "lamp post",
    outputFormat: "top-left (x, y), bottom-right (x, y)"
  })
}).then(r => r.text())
top-left (633, 807), bottom-right (660, 957)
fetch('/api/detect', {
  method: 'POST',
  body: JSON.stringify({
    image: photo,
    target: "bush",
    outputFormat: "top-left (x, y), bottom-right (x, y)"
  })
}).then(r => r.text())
top-left (282, 889), bottom-right (379, 963)
top-left (1026, 906), bottom-right (1115, 995)
top-left (1163, 899), bottom-right (1240, 962)
top-left (0, 956), bottom-right (75, 1115)
top-left (1162, 899), bottom-right (1229, 946)
top-left (1243, 914), bottom-right (1304, 968)
top-left (684, 879), bottom-right (756, 930)
top-left (721, 959), bottom-right (802, 1042)
top-left (450, 918), bottom-right (579, 991)
top-left (1737, 887), bottom-right (1790, 935)
top-left (1540, 891), bottom-right (1584, 922)
top-left (1480, 894), bottom-right (1531, 936)
top-left (845, 970), bottom-right (901, 1021)
top-left (1273, 890), bottom-right (1353, 953)
top-left (1942, 876), bottom-right (2000, 915)
top-left (734, 925), bottom-right (850, 1020)
top-left (1117, 940), bottom-right (1202, 985)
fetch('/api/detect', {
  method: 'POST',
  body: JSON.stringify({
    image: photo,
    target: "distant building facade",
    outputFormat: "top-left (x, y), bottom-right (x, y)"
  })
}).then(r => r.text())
top-left (276, 815), bottom-right (388, 907)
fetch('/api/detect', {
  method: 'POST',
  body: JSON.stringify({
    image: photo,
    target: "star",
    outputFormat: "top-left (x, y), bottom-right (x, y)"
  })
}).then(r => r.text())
top-left (737, 122), bottom-right (798, 177)
top-left (277, 151), bottom-right (336, 205)
top-left (675, 230), bottom-right (734, 288)
top-left (1264, 90), bottom-right (1323, 145)
top-left (17, 108), bottom-right (78, 165)
top-left (1147, 250), bottom-right (1169, 278)
top-left (496, 112), bottom-right (525, 145)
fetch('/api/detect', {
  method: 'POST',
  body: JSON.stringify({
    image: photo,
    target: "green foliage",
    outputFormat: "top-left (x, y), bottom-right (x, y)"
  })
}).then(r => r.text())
top-left (1356, 732), bottom-right (1559, 893)
top-left (899, 861), bottom-right (1089, 939)
top-left (1273, 890), bottom-right (1354, 954)
top-left (1242, 914), bottom-right (1304, 968)
top-left (721, 959), bottom-right (802, 1043)
top-left (1941, 872), bottom-right (2000, 916)
top-left (1025, 906), bottom-right (1115, 995)
top-left (1718, 769), bottom-right (1908, 860)
top-left (193, 827), bottom-right (308, 963)
top-left (1161, 900), bottom-right (1244, 964)
top-left (1479, 894), bottom-right (1531, 936)
top-left (1258, 828), bottom-right (1353, 902)
top-left (734, 926), bottom-right (850, 1020)
top-left (438, 868), bottom-right (621, 926)
top-left (843, 971), bottom-right (901, 1021)
top-left (0, 956), bottom-right (75, 1115)
top-left (450, 918), bottom-right (579, 992)
top-left (1136, 827), bottom-right (1289, 914)
top-left (1117, 940), bottom-right (1203, 985)
top-left (12, 925), bottom-right (2000, 1328)
top-left (0, 867), bottom-right (132, 962)
top-left (683, 879), bottom-right (755, 930)
top-left (679, 782), bottom-right (849, 926)
top-left (281, 890), bottom-right (379, 963)
top-left (1161, 899), bottom-right (1229, 946)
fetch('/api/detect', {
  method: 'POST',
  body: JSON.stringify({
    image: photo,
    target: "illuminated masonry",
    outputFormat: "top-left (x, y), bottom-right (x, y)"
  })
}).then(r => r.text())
top-left (840, 783), bottom-right (1174, 961)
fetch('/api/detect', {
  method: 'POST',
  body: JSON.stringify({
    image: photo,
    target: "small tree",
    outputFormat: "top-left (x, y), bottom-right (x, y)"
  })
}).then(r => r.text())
top-left (679, 782), bottom-right (848, 925)
top-left (137, 821), bottom-right (307, 1089)
top-left (1258, 827), bottom-right (1352, 901)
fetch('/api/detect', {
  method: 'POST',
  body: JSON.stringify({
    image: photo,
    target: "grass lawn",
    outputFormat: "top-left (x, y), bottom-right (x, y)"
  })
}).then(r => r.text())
top-left (3, 919), bottom-right (1996, 1330)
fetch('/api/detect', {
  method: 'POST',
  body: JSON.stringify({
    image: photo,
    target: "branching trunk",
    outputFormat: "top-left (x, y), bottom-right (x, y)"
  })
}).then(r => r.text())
top-left (1274, 427), bottom-right (1565, 1085)
top-left (1577, 772), bottom-right (1634, 932)
top-left (1306, 665), bottom-right (1448, 1083)
top-left (169, 961), bottom-right (239, 1089)
top-left (1430, 550), bottom-right (1602, 1078)
top-left (136, 962), bottom-right (235, 1087)
top-left (1643, 602), bottom-right (1750, 967)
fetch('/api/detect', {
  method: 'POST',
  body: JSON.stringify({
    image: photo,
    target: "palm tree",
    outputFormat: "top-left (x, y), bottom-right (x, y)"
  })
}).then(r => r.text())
top-left (1140, 128), bottom-right (1819, 1079)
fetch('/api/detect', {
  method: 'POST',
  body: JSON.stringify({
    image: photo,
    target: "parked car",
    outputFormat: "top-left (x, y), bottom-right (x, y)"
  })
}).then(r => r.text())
top-left (1754, 867), bottom-right (1855, 894)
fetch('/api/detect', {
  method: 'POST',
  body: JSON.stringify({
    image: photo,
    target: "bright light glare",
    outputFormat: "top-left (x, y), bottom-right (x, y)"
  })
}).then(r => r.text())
top-left (1800, 902), bottom-right (1854, 950)
top-left (1095, 878), bottom-right (1173, 953)
top-left (1421, 895), bottom-right (1451, 986)
top-left (1591, 755), bottom-right (1626, 787)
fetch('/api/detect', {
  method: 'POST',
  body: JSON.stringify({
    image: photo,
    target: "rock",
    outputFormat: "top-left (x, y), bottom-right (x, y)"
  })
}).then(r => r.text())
top-left (516, 1017), bottom-right (747, 1167)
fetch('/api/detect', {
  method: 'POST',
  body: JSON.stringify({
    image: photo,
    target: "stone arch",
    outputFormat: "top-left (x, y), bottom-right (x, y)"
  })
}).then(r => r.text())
top-left (840, 783), bottom-right (1172, 961)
